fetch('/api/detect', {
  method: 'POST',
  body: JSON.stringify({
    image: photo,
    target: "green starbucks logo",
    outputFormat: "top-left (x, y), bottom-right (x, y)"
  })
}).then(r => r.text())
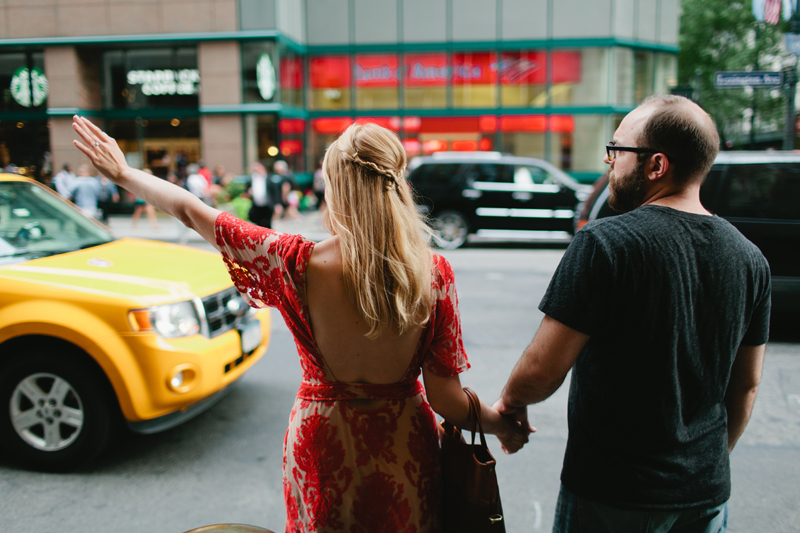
top-left (10, 66), bottom-right (49, 107)
top-left (257, 54), bottom-right (276, 101)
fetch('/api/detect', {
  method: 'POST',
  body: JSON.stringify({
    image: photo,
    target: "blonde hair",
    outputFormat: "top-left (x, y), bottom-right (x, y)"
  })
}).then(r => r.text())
top-left (323, 122), bottom-right (433, 339)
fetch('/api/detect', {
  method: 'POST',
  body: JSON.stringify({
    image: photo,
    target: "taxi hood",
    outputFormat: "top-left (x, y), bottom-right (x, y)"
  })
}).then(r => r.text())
top-left (0, 238), bottom-right (234, 307)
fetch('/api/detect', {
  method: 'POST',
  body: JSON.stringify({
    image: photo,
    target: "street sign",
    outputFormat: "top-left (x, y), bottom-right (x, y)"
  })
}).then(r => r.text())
top-left (714, 71), bottom-right (784, 88)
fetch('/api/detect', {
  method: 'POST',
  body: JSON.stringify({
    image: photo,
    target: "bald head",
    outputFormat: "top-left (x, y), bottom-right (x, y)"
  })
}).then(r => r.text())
top-left (635, 95), bottom-right (720, 185)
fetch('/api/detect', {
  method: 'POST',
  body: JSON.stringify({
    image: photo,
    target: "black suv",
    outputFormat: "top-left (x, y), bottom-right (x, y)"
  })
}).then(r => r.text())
top-left (408, 152), bottom-right (592, 249)
top-left (575, 151), bottom-right (800, 314)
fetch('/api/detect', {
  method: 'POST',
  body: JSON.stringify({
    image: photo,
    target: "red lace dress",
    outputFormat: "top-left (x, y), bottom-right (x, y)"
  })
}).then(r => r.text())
top-left (214, 213), bottom-right (470, 533)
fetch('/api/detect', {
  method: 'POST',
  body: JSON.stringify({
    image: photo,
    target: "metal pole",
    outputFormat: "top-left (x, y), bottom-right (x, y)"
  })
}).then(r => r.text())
top-left (784, 1), bottom-right (800, 150)
top-left (751, 24), bottom-right (760, 149)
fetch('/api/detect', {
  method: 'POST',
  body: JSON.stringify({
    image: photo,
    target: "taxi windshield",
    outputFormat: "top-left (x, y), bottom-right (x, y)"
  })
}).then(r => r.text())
top-left (0, 180), bottom-right (115, 263)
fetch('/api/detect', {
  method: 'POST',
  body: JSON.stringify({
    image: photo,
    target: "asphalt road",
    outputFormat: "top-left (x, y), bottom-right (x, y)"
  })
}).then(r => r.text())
top-left (1, 243), bottom-right (799, 533)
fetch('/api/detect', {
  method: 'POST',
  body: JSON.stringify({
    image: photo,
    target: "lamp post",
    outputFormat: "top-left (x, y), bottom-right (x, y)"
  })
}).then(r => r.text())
top-left (784, 0), bottom-right (800, 150)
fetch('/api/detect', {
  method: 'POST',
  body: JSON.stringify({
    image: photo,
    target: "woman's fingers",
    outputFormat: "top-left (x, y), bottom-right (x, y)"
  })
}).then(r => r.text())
top-left (72, 118), bottom-right (96, 147)
top-left (73, 139), bottom-right (93, 158)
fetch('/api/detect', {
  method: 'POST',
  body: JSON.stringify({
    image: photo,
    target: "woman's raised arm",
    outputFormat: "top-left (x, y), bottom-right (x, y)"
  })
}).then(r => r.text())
top-left (72, 115), bottom-right (220, 246)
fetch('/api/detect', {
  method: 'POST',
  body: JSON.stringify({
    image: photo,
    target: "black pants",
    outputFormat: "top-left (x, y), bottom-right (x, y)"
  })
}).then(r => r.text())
top-left (248, 203), bottom-right (274, 229)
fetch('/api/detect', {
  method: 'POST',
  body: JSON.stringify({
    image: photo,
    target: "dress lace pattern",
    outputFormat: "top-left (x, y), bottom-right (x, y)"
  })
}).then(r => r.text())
top-left (215, 212), bottom-right (470, 533)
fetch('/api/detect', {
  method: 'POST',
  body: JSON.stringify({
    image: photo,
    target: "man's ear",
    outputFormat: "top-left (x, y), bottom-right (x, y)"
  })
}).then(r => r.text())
top-left (646, 153), bottom-right (670, 182)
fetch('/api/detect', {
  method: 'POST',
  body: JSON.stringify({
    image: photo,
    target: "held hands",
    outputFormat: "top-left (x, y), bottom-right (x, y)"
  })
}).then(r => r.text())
top-left (72, 116), bottom-right (130, 183)
top-left (493, 397), bottom-right (536, 454)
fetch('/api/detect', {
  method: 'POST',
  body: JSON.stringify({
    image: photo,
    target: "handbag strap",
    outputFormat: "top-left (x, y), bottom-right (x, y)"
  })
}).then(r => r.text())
top-left (463, 387), bottom-right (488, 449)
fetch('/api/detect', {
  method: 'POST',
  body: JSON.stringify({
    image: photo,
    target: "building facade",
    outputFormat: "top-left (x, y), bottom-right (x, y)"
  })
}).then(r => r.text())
top-left (0, 0), bottom-right (679, 184)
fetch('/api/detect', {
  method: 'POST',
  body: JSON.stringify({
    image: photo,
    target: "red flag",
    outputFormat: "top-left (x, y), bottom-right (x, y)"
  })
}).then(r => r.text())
top-left (765, 0), bottom-right (781, 24)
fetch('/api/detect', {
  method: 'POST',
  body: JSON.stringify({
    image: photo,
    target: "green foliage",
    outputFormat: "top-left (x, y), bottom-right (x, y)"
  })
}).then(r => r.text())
top-left (679, 0), bottom-right (791, 145)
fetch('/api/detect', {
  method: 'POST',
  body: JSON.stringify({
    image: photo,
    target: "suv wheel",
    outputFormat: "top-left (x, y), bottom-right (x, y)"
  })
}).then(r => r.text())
top-left (432, 211), bottom-right (470, 249)
top-left (0, 353), bottom-right (116, 471)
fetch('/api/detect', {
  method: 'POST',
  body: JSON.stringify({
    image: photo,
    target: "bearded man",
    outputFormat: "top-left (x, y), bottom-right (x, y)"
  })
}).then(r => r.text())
top-left (494, 95), bottom-right (771, 533)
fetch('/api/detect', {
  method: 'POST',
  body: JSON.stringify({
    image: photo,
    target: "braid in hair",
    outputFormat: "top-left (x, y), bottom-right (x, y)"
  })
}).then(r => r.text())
top-left (348, 153), bottom-right (399, 191)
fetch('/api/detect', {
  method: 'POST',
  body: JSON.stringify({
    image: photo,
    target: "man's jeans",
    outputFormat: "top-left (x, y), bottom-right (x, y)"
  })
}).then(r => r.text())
top-left (552, 484), bottom-right (728, 533)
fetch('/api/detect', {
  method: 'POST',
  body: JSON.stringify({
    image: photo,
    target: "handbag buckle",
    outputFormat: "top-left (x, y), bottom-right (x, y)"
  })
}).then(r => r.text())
top-left (488, 514), bottom-right (503, 523)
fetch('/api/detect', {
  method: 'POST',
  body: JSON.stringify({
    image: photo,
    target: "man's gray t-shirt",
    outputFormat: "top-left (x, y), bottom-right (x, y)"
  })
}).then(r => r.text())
top-left (540, 205), bottom-right (771, 510)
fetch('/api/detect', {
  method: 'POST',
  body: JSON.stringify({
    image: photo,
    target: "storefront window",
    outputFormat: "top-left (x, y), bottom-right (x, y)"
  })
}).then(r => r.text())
top-left (280, 51), bottom-right (304, 108)
top-left (107, 117), bottom-right (200, 179)
top-left (103, 47), bottom-right (199, 110)
top-left (309, 56), bottom-right (351, 110)
top-left (404, 53), bottom-right (448, 108)
top-left (452, 52), bottom-right (497, 108)
top-left (355, 54), bottom-right (399, 109)
top-left (278, 117), bottom-right (306, 173)
top-left (549, 49), bottom-right (607, 106)
top-left (549, 114), bottom-right (608, 174)
top-left (244, 114), bottom-right (278, 170)
top-left (0, 51), bottom-right (47, 112)
top-left (0, 119), bottom-right (49, 177)
top-left (499, 51), bottom-right (547, 108)
top-left (242, 42), bottom-right (278, 104)
top-left (402, 116), bottom-right (494, 156)
top-left (613, 48), bottom-right (635, 107)
top-left (635, 51), bottom-right (655, 103)
top-left (654, 53), bottom-right (678, 96)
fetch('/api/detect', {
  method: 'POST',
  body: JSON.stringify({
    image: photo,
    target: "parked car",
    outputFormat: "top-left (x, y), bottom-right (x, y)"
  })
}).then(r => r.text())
top-left (408, 152), bottom-right (593, 249)
top-left (0, 174), bottom-right (270, 470)
top-left (575, 151), bottom-right (800, 314)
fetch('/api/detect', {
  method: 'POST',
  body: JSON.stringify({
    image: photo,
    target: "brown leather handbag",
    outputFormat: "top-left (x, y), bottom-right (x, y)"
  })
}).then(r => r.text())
top-left (440, 387), bottom-right (505, 532)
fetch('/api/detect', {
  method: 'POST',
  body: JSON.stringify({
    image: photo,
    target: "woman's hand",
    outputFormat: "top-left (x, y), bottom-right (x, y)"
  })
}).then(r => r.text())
top-left (72, 116), bottom-right (130, 182)
top-left (489, 405), bottom-right (535, 454)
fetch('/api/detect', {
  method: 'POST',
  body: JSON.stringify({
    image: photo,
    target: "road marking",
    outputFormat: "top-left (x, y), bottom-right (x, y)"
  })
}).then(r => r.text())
top-left (788, 394), bottom-right (800, 414)
top-left (533, 500), bottom-right (542, 529)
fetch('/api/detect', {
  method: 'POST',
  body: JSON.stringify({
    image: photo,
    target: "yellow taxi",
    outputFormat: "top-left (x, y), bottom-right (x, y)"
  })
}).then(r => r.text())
top-left (0, 174), bottom-right (270, 470)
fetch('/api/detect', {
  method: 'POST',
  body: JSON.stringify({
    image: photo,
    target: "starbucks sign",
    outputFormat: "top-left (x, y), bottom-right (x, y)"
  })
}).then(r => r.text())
top-left (256, 54), bottom-right (276, 101)
top-left (10, 66), bottom-right (48, 107)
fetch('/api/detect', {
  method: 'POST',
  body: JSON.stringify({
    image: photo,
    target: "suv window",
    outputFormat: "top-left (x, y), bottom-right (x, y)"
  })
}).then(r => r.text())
top-left (409, 163), bottom-right (460, 186)
top-left (463, 163), bottom-right (514, 184)
top-left (716, 164), bottom-right (800, 220)
top-left (512, 165), bottom-right (555, 185)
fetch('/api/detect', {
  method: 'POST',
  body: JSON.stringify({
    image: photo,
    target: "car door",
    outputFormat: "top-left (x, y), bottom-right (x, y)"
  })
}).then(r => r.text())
top-left (460, 163), bottom-right (516, 230)
top-left (510, 164), bottom-right (578, 234)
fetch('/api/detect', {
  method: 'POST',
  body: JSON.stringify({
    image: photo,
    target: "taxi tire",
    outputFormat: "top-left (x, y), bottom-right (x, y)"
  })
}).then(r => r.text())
top-left (431, 210), bottom-right (470, 250)
top-left (0, 353), bottom-right (116, 471)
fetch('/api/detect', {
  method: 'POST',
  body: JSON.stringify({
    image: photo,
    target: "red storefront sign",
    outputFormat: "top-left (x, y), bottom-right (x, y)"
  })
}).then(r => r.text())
top-left (312, 117), bottom-right (354, 134)
top-left (404, 53), bottom-right (449, 86)
top-left (552, 52), bottom-right (582, 84)
top-left (280, 57), bottom-right (303, 89)
top-left (355, 55), bottom-right (399, 87)
top-left (549, 115), bottom-right (575, 133)
top-left (499, 52), bottom-right (547, 85)
top-left (280, 140), bottom-right (303, 156)
top-left (452, 52), bottom-right (497, 85)
top-left (310, 56), bottom-right (351, 88)
top-left (279, 118), bottom-right (306, 135)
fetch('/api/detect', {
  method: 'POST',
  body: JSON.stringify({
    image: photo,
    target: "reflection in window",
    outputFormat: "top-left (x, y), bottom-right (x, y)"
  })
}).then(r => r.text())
top-left (614, 48), bottom-right (635, 106)
top-left (309, 56), bottom-right (351, 110)
top-left (452, 52), bottom-right (497, 108)
top-left (550, 115), bottom-right (607, 173)
top-left (500, 51), bottom-right (547, 107)
top-left (549, 50), bottom-right (604, 106)
top-left (635, 51), bottom-right (655, 103)
top-left (720, 165), bottom-right (800, 220)
top-left (280, 52), bottom-right (304, 108)
top-left (355, 54), bottom-right (399, 109)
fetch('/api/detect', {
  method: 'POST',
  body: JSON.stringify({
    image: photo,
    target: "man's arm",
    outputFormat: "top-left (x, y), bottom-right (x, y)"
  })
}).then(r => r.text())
top-left (494, 315), bottom-right (589, 436)
top-left (725, 343), bottom-right (766, 453)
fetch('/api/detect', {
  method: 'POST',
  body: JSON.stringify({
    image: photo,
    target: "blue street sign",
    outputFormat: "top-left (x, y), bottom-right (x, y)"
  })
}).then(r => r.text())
top-left (786, 33), bottom-right (800, 56)
top-left (714, 71), bottom-right (784, 88)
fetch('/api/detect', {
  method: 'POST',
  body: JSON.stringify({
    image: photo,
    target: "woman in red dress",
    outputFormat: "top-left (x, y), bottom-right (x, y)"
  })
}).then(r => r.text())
top-left (72, 117), bottom-right (530, 533)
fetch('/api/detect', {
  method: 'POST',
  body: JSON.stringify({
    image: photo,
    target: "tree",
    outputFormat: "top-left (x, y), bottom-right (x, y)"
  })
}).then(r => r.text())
top-left (679, 0), bottom-right (790, 147)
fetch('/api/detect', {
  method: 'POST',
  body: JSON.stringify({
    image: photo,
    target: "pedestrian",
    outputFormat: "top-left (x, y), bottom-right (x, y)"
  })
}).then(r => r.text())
top-left (97, 175), bottom-right (120, 224)
top-left (272, 160), bottom-right (295, 221)
top-left (313, 162), bottom-right (326, 211)
top-left (494, 95), bottom-right (771, 532)
top-left (131, 168), bottom-right (159, 230)
top-left (53, 163), bottom-right (76, 199)
top-left (246, 161), bottom-right (278, 229)
top-left (72, 116), bottom-right (528, 533)
top-left (185, 163), bottom-right (209, 203)
top-left (68, 164), bottom-right (103, 219)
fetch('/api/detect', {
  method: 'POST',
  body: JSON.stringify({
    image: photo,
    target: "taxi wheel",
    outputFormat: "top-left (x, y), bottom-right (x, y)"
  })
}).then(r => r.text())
top-left (0, 353), bottom-right (116, 471)
top-left (431, 211), bottom-right (470, 250)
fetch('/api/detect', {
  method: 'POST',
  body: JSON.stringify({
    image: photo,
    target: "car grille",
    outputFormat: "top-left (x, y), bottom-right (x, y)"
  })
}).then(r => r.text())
top-left (199, 286), bottom-right (251, 339)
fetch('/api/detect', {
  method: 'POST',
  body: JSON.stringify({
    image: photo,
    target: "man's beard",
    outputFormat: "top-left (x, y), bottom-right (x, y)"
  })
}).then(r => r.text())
top-left (608, 158), bottom-right (648, 214)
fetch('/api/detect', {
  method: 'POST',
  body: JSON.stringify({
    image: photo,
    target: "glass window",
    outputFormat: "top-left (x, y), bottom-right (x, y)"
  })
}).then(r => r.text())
top-left (103, 47), bottom-right (199, 110)
top-left (242, 41), bottom-right (278, 104)
top-left (309, 56), bottom-right (351, 110)
top-left (635, 51), bottom-right (655, 103)
top-left (0, 119), bottom-right (49, 178)
top-left (0, 51), bottom-right (47, 112)
top-left (280, 51), bottom-right (304, 108)
top-left (550, 114), bottom-right (608, 173)
top-left (107, 117), bottom-right (200, 179)
top-left (499, 51), bottom-right (547, 107)
top-left (718, 164), bottom-right (800, 220)
top-left (549, 49), bottom-right (608, 106)
top-left (409, 163), bottom-right (460, 186)
top-left (613, 48), bottom-right (635, 106)
top-left (355, 54), bottom-right (399, 109)
top-left (464, 163), bottom-right (513, 183)
top-left (404, 53), bottom-right (448, 108)
top-left (452, 52), bottom-right (497, 108)
top-left (654, 53), bottom-right (678, 96)
top-left (244, 114), bottom-right (278, 169)
top-left (513, 165), bottom-right (549, 185)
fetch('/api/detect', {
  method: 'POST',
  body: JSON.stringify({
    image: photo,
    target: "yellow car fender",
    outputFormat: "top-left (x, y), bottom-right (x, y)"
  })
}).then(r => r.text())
top-left (0, 299), bottom-right (145, 421)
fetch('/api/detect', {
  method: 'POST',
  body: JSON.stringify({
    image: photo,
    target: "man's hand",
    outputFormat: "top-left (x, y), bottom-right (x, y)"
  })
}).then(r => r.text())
top-left (493, 397), bottom-right (536, 454)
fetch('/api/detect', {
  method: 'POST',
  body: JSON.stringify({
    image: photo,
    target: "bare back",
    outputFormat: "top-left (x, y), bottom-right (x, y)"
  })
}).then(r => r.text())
top-left (306, 237), bottom-right (427, 385)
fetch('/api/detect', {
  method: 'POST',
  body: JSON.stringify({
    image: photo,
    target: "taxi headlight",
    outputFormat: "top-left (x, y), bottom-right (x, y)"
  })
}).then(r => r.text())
top-left (150, 301), bottom-right (200, 338)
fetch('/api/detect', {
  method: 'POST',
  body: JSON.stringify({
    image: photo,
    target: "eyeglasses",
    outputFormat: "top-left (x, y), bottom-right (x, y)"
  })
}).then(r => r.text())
top-left (606, 142), bottom-right (672, 162)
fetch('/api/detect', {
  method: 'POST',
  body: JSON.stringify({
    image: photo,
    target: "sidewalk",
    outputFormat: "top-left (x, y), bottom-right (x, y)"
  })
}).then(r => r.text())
top-left (106, 209), bottom-right (331, 244)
